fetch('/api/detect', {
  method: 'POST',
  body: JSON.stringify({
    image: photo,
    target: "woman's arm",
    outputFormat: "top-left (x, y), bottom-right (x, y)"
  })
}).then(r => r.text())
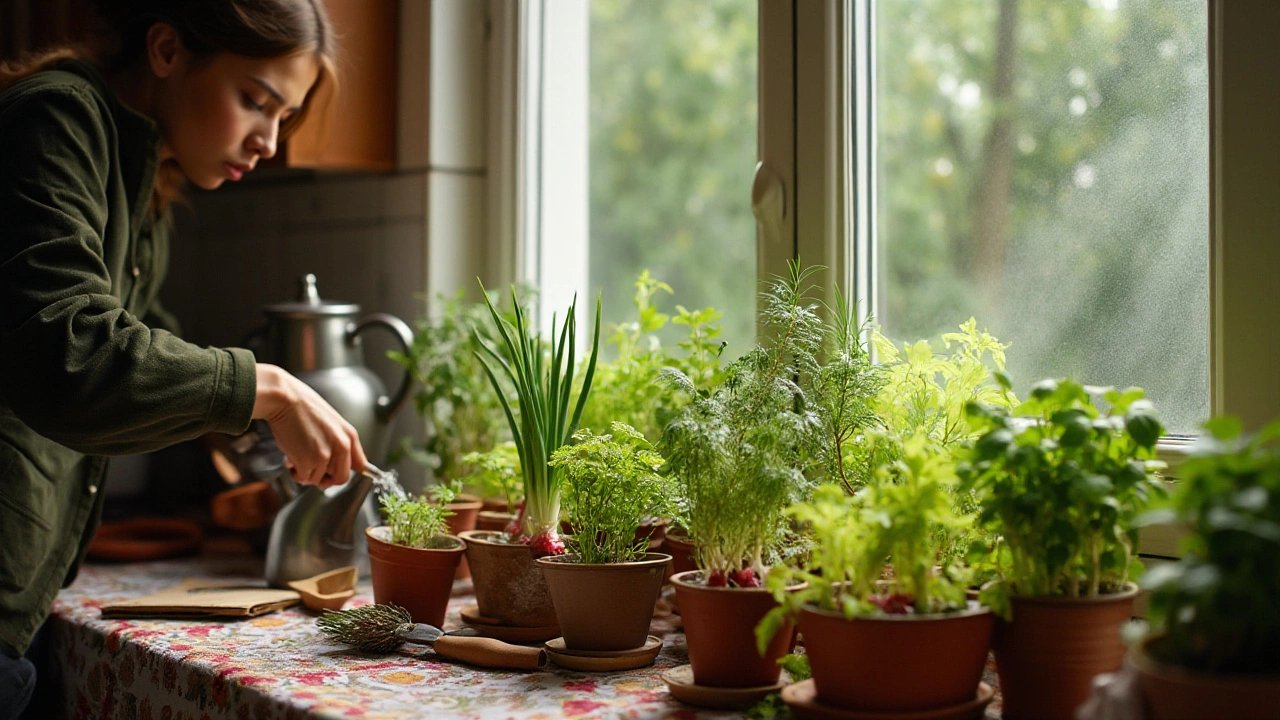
top-left (253, 364), bottom-right (366, 489)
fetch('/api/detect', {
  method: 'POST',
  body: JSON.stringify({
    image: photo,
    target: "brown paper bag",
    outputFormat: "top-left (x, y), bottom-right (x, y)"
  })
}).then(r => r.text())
top-left (100, 580), bottom-right (299, 619)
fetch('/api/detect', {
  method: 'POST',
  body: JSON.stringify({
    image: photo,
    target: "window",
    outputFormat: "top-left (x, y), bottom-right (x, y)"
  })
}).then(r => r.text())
top-left (518, 0), bottom-right (758, 358)
top-left (872, 0), bottom-right (1210, 434)
top-left (507, 0), bottom-right (1276, 436)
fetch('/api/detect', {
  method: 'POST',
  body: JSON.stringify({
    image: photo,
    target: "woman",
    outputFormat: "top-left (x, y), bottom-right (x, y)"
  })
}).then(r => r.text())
top-left (0, 2), bottom-right (363, 715)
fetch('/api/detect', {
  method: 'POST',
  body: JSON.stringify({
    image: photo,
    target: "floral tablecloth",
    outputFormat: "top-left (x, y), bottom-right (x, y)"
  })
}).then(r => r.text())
top-left (48, 554), bottom-right (1002, 719)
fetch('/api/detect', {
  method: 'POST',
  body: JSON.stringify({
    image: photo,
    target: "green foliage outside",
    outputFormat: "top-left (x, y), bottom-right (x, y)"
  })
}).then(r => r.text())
top-left (589, 0), bottom-right (758, 362)
top-left (1138, 418), bottom-right (1280, 674)
top-left (578, 271), bottom-right (727, 443)
top-left (960, 378), bottom-right (1167, 613)
top-left (875, 0), bottom-right (1209, 431)
top-left (379, 481), bottom-right (460, 550)
top-left (550, 423), bottom-right (676, 564)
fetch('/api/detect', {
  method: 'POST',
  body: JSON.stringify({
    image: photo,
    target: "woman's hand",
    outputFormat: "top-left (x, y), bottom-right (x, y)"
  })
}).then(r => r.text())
top-left (252, 363), bottom-right (367, 489)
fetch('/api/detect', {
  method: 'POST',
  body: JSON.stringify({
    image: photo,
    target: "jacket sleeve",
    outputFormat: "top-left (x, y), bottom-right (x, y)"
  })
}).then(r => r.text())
top-left (0, 85), bottom-right (257, 455)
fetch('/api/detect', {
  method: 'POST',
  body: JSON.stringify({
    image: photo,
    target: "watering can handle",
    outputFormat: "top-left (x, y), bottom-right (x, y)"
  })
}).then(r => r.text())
top-left (349, 313), bottom-right (415, 424)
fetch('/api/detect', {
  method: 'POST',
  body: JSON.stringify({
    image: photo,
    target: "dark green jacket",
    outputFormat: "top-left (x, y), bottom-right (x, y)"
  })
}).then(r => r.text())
top-left (0, 59), bottom-right (257, 655)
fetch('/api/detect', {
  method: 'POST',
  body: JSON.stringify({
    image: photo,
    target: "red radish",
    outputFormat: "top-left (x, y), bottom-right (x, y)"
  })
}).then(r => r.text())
top-left (730, 568), bottom-right (760, 588)
top-left (706, 569), bottom-right (728, 587)
top-left (520, 529), bottom-right (565, 558)
top-left (869, 592), bottom-right (914, 614)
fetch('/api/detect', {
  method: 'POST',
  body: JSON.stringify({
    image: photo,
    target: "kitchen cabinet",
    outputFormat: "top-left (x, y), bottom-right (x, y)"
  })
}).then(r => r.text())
top-left (270, 0), bottom-right (399, 172)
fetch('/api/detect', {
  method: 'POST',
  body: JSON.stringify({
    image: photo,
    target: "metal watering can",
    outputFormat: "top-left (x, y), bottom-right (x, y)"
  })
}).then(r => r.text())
top-left (251, 274), bottom-right (414, 587)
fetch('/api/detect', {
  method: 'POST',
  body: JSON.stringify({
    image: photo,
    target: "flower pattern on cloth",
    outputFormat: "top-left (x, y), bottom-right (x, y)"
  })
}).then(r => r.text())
top-left (49, 556), bottom-right (1002, 719)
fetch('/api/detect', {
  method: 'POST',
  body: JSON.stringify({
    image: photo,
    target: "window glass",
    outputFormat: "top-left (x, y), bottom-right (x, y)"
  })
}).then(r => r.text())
top-left (875, 0), bottom-right (1209, 433)
top-left (589, 0), bottom-right (758, 359)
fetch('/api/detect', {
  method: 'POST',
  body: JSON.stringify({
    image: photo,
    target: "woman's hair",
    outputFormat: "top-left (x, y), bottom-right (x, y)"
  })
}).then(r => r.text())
top-left (0, 0), bottom-right (338, 211)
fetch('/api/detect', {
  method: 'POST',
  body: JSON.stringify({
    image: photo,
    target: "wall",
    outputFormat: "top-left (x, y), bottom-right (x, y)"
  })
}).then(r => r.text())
top-left (167, 170), bottom-right (431, 489)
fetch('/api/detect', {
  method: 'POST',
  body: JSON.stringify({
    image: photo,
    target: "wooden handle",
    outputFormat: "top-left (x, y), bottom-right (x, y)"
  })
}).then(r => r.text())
top-left (431, 635), bottom-right (548, 671)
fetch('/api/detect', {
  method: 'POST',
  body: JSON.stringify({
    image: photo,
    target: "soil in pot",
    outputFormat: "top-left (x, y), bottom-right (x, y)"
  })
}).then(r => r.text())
top-left (670, 569), bottom-right (801, 688)
top-left (992, 583), bottom-right (1139, 720)
top-left (446, 494), bottom-right (483, 580)
top-left (1128, 636), bottom-right (1280, 720)
top-left (460, 530), bottom-right (559, 628)
top-left (799, 603), bottom-right (993, 712)
top-left (365, 527), bottom-right (464, 628)
top-left (536, 553), bottom-right (671, 651)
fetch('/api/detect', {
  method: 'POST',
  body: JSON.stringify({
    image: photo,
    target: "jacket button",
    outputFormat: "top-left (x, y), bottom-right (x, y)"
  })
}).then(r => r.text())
top-left (132, 266), bottom-right (141, 278)
top-left (88, 484), bottom-right (98, 495)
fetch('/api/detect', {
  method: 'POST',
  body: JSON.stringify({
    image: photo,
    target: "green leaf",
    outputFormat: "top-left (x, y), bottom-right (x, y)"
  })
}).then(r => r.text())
top-left (1202, 415), bottom-right (1244, 441)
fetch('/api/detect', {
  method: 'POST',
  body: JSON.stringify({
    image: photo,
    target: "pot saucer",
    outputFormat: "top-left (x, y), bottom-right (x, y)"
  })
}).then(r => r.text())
top-left (459, 605), bottom-right (561, 644)
top-left (544, 636), bottom-right (662, 671)
top-left (662, 664), bottom-right (786, 709)
top-left (781, 680), bottom-right (995, 720)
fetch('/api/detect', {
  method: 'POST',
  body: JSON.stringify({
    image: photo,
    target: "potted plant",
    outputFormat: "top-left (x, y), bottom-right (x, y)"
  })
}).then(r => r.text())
top-left (960, 378), bottom-right (1166, 720)
top-left (533, 422), bottom-right (674, 655)
top-left (660, 262), bottom-right (825, 689)
top-left (458, 283), bottom-right (601, 629)
top-left (1128, 417), bottom-right (1280, 719)
top-left (760, 434), bottom-right (994, 713)
top-left (389, 289), bottom-right (519, 487)
top-left (365, 482), bottom-right (465, 628)
top-left (460, 443), bottom-right (523, 531)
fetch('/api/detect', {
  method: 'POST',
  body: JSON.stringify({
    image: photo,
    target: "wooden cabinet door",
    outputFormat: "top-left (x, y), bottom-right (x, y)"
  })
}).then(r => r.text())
top-left (275, 0), bottom-right (400, 171)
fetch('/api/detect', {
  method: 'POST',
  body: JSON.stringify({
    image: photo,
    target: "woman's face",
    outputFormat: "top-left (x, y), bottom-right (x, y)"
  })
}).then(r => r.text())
top-left (154, 47), bottom-right (320, 190)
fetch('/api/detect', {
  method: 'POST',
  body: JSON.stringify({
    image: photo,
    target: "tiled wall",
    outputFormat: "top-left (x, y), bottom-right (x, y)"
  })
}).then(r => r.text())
top-left (166, 170), bottom-right (431, 489)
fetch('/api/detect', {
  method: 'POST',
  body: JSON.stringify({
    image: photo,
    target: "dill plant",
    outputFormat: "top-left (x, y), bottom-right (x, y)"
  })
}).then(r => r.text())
top-left (660, 261), bottom-right (825, 581)
top-left (549, 422), bottom-right (675, 564)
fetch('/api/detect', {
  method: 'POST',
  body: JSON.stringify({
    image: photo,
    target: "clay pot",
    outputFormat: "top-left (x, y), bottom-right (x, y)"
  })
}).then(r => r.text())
top-left (460, 530), bottom-right (558, 627)
top-left (365, 527), bottom-right (465, 628)
top-left (446, 494), bottom-right (483, 579)
top-left (536, 553), bottom-right (671, 651)
top-left (476, 510), bottom-right (518, 532)
top-left (480, 496), bottom-right (510, 513)
top-left (670, 570), bottom-right (802, 688)
top-left (1128, 636), bottom-right (1280, 720)
top-left (800, 603), bottom-right (993, 711)
top-left (661, 528), bottom-right (697, 580)
top-left (992, 583), bottom-right (1139, 720)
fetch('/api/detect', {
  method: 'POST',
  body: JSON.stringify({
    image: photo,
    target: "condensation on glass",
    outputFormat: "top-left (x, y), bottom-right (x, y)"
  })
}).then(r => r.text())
top-left (588, 0), bottom-right (758, 361)
top-left (873, 0), bottom-right (1209, 433)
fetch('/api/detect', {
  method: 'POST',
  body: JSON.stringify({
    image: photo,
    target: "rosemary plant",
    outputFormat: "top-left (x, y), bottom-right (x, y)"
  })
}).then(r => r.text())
top-left (474, 282), bottom-right (601, 556)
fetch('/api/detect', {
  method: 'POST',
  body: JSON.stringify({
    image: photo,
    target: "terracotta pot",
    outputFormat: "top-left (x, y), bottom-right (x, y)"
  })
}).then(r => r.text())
top-left (670, 570), bottom-right (802, 688)
top-left (800, 603), bottom-right (993, 711)
top-left (480, 496), bottom-right (509, 513)
top-left (536, 553), bottom-right (671, 651)
top-left (992, 583), bottom-right (1139, 720)
top-left (446, 494), bottom-right (483, 580)
top-left (1128, 636), bottom-right (1280, 720)
top-left (661, 529), bottom-right (697, 580)
top-left (460, 530), bottom-right (558, 627)
top-left (476, 510), bottom-right (518, 532)
top-left (365, 527), bottom-right (465, 628)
